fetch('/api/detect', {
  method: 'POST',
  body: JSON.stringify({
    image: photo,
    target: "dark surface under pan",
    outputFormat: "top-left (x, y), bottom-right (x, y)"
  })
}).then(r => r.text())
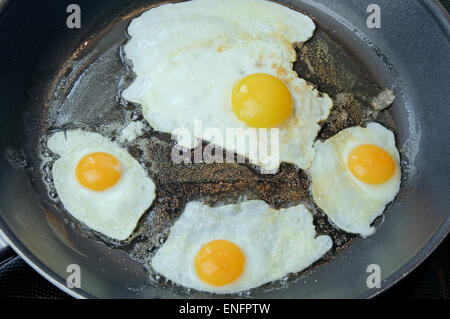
top-left (0, 0), bottom-right (449, 298)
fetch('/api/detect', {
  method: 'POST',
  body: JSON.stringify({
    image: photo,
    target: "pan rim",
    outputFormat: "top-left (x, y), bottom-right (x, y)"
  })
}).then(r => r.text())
top-left (0, 226), bottom-right (89, 299)
top-left (1, 215), bottom-right (449, 299)
top-left (360, 0), bottom-right (450, 299)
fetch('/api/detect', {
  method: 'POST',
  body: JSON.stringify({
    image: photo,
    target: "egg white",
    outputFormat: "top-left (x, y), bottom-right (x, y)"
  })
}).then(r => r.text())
top-left (47, 130), bottom-right (156, 241)
top-left (310, 123), bottom-right (401, 237)
top-left (151, 200), bottom-right (332, 294)
top-left (118, 121), bottom-right (145, 143)
top-left (122, 0), bottom-right (333, 171)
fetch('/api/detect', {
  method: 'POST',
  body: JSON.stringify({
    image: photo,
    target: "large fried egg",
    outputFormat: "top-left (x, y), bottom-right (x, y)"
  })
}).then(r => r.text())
top-left (122, 0), bottom-right (333, 171)
top-left (151, 200), bottom-right (332, 294)
top-left (47, 130), bottom-right (156, 240)
top-left (310, 123), bottom-right (401, 237)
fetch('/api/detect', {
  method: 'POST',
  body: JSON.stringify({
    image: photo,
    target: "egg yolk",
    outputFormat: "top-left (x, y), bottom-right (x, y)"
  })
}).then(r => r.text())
top-left (75, 152), bottom-right (122, 191)
top-left (195, 239), bottom-right (245, 287)
top-left (348, 144), bottom-right (396, 185)
top-left (231, 73), bottom-right (293, 128)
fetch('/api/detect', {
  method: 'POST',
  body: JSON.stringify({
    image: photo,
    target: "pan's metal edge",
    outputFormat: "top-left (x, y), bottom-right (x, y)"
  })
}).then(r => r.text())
top-left (366, 223), bottom-right (450, 299)
top-left (431, 0), bottom-right (450, 19)
top-left (363, 0), bottom-right (450, 299)
top-left (425, 0), bottom-right (450, 40)
top-left (0, 0), bottom-right (97, 298)
top-left (0, 227), bottom-right (89, 299)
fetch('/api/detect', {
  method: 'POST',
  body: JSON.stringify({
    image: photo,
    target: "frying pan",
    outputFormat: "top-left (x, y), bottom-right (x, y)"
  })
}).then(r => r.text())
top-left (0, 0), bottom-right (449, 299)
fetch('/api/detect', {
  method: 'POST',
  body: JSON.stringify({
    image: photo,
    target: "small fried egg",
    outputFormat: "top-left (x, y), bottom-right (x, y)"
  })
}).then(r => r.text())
top-left (47, 130), bottom-right (156, 240)
top-left (151, 200), bottom-right (332, 293)
top-left (122, 0), bottom-right (333, 171)
top-left (310, 123), bottom-right (401, 237)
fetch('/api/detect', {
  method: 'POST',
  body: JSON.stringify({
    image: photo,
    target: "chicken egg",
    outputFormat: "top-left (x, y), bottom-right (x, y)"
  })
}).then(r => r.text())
top-left (151, 200), bottom-right (332, 293)
top-left (310, 123), bottom-right (401, 237)
top-left (47, 130), bottom-right (156, 240)
top-left (122, 0), bottom-right (333, 171)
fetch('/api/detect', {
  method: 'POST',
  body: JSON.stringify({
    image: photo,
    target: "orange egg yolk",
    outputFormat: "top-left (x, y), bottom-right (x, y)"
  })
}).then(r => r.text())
top-left (231, 73), bottom-right (293, 128)
top-left (75, 152), bottom-right (122, 191)
top-left (348, 144), bottom-right (396, 185)
top-left (195, 239), bottom-right (245, 287)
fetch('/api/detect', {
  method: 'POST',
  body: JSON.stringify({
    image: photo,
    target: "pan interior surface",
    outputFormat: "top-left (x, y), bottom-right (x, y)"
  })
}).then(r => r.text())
top-left (0, 0), bottom-right (448, 298)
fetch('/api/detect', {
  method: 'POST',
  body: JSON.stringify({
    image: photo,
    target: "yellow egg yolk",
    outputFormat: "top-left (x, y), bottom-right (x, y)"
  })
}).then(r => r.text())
top-left (75, 152), bottom-right (122, 191)
top-left (195, 239), bottom-right (245, 287)
top-left (348, 144), bottom-right (396, 185)
top-left (231, 73), bottom-right (293, 128)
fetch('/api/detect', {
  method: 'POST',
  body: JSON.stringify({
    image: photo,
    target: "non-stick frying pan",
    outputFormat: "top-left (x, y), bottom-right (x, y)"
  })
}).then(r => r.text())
top-left (0, 0), bottom-right (449, 298)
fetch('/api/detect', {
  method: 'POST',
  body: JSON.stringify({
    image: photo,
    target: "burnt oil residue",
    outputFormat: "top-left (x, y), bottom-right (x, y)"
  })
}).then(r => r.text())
top-left (294, 30), bottom-right (397, 140)
top-left (32, 20), bottom-right (395, 296)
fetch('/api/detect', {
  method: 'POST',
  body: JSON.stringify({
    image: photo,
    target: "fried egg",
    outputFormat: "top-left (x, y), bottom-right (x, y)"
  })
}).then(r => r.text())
top-left (47, 130), bottom-right (156, 240)
top-left (151, 200), bottom-right (332, 293)
top-left (122, 0), bottom-right (333, 171)
top-left (310, 123), bottom-right (401, 237)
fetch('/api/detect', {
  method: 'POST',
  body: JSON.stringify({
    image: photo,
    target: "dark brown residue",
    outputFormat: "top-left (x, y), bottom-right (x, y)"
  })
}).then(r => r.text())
top-left (294, 31), bottom-right (396, 140)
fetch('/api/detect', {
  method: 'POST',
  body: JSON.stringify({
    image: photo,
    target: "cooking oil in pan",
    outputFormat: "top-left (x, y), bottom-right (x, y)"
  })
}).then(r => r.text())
top-left (29, 17), bottom-right (397, 296)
